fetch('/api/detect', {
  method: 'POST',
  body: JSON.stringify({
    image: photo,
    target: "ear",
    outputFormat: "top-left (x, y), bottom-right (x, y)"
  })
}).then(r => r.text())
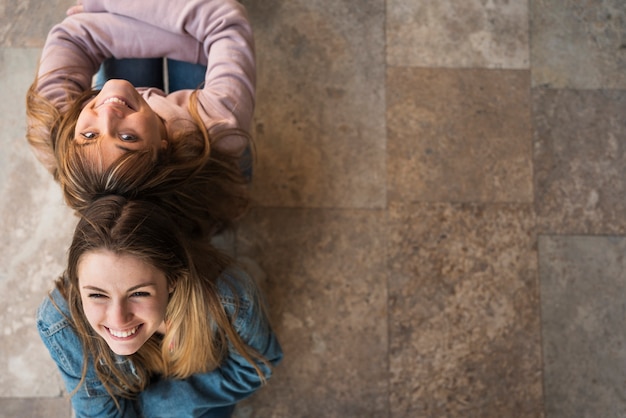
top-left (158, 117), bottom-right (169, 150)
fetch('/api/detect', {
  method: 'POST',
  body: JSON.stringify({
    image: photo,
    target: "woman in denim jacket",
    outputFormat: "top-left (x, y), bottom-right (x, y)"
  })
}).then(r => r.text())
top-left (36, 195), bottom-right (283, 417)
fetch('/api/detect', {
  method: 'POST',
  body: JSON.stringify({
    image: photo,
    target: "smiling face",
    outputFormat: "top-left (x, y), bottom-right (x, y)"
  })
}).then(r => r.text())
top-left (74, 79), bottom-right (167, 169)
top-left (78, 249), bottom-right (172, 356)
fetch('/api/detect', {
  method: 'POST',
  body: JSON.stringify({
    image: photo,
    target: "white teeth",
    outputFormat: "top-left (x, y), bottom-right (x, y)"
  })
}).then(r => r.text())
top-left (108, 326), bottom-right (138, 338)
top-left (103, 97), bottom-right (129, 107)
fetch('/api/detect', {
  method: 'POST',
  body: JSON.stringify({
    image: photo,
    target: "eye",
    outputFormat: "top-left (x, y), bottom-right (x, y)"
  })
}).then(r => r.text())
top-left (81, 132), bottom-right (98, 140)
top-left (120, 134), bottom-right (138, 142)
top-left (88, 293), bottom-right (107, 299)
top-left (131, 291), bottom-right (150, 297)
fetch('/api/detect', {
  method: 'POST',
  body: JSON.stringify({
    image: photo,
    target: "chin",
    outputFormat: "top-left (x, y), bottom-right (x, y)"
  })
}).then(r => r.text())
top-left (108, 343), bottom-right (142, 356)
top-left (102, 334), bottom-right (146, 356)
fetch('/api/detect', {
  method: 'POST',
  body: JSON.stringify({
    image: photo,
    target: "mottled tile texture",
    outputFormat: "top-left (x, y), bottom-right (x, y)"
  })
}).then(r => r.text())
top-left (0, 0), bottom-right (74, 47)
top-left (245, 0), bottom-right (387, 209)
top-left (534, 89), bottom-right (626, 235)
top-left (387, 68), bottom-right (533, 203)
top-left (0, 49), bottom-right (76, 398)
top-left (387, 0), bottom-right (529, 68)
top-left (2, 0), bottom-right (626, 417)
top-left (234, 208), bottom-right (389, 417)
top-left (0, 397), bottom-right (71, 418)
top-left (531, 0), bottom-right (626, 89)
top-left (388, 203), bottom-right (542, 417)
top-left (539, 236), bottom-right (626, 418)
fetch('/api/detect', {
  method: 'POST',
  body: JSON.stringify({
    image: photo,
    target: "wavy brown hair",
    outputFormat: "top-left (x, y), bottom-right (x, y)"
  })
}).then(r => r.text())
top-left (27, 77), bottom-right (251, 237)
top-left (55, 195), bottom-right (268, 403)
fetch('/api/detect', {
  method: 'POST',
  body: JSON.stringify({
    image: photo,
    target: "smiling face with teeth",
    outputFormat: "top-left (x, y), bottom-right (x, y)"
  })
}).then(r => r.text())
top-left (78, 249), bottom-right (172, 356)
top-left (74, 79), bottom-right (168, 169)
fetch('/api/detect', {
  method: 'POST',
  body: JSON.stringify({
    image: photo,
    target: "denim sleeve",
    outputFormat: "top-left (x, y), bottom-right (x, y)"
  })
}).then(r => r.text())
top-left (138, 268), bottom-right (283, 417)
top-left (36, 289), bottom-right (139, 418)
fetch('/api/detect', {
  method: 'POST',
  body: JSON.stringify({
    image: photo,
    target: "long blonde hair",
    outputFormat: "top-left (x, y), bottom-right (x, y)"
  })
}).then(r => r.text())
top-left (57, 195), bottom-right (268, 401)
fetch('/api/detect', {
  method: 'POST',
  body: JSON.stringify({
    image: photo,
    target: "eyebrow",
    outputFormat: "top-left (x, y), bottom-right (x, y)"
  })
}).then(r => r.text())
top-left (76, 141), bottom-right (134, 153)
top-left (82, 282), bottom-right (157, 293)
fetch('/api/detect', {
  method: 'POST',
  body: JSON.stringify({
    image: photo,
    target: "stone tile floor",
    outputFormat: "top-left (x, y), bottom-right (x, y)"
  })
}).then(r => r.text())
top-left (1, 0), bottom-right (625, 417)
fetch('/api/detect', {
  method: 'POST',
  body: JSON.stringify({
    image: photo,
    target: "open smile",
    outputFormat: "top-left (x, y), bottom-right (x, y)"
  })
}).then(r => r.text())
top-left (105, 324), bottom-right (142, 339)
top-left (98, 96), bottom-right (135, 111)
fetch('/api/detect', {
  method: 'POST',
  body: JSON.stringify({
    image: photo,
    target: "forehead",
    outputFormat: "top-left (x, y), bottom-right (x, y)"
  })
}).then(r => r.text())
top-left (78, 250), bottom-right (167, 289)
top-left (78, 142), bottom-right (129, 172)
top-left (67, 144), bottom-right (158, 178)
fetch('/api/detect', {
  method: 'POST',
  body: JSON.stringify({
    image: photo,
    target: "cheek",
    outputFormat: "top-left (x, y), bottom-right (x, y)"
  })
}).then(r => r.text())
top-left (140, 111), bottom-right (165, 144)
top-left (79, 289), bottom-right (101, 323)
top-left (155, 298), bottom-right (169, 319)
top-left (74, 104), bottom-right (92, 132)
top-left (150, 297), bottom-right (170, 322)
top-left (80, 302), bottom-right (101, 329)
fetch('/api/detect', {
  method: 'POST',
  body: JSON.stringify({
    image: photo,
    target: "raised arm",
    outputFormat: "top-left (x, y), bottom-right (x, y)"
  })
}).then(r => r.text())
top-left (35, 12), bottom-right (200, 109)
top-left (82, 0), bottom-right (257, 154)
top-left (27, 11), bottom-right (199, 173)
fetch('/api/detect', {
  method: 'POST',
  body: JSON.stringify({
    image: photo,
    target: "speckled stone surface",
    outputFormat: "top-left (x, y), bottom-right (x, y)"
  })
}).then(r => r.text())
top-left (244, 0), bottom-right (387, 209)
top-left (2, 0), bottom-right (626, 417)
top-left (533, 88), bottom-right (626, 235)
top-left (234, 208), bottom-right (389, 417)
top-left (531, 0), bottom-right (626, 89)
top-left (0, 397), bottom-right (70, 418)
top-left (0, 48), bottom-right (76, 399)
top-left (387, 0), bottom-right (529, 68)
top-left (0, 0), bottom-right (73, 47)
top-left (387, 68), bottom-right (533, 204)
top-left (539, 236), bottom-right (626, 418)
top-left (388, 202), bottom-right (542, 418)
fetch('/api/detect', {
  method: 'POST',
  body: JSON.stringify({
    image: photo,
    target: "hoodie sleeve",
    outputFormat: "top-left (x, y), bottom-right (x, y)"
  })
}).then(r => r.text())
top-left (81, 0), bottom-right (256, 154)
top-left (28, 12), bottom-right (200, 174)
top-left (35, 13), bottom-right (200, 110)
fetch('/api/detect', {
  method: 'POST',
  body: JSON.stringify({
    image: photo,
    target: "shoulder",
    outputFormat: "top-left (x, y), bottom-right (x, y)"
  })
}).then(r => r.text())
top-left (216, 265), bottom-right (281, 360)
top-left (217, 266), bottom-right (264, 332)
top-left (35, 287), bottom-right (94, 384)
top-left (217, 266), bottom-right (257, 308)
top-left (36, 287), bottom-right (72, 337)
top-left (141, 88), bottom-right (198, 139)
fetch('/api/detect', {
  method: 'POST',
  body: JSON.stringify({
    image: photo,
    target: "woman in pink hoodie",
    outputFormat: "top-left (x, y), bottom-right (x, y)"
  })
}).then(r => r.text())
top-left (26, 0), bottom-right (255, 222)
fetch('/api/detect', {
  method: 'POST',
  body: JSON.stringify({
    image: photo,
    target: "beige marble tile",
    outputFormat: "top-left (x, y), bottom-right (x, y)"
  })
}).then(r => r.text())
top-left (234, 207), bottom-right (389, 417)
top-left (539, 236), bottom-right (626, 417)
top-left (388, 202), bottom-right (542, 418)
top-left (387, 0), bottom-right (529, 68)
top-left (0, 397), bottom-right (71, 418)
top-left (243, 0), bottom-right (387, 209)
top-left (0, 49), bottom-right (76, 397)
top-left (0, 0), bottom-right (74, 47)
top-left (534, 88), bottom-right (626, 235)
top-left (387, 68), bottom-right (533, 204)
top-left (531, 0), bottom-right (626, 89)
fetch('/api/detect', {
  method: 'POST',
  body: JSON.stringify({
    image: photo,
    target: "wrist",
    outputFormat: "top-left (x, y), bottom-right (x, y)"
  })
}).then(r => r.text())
top-left (82, 0), bottom-right (107, 13)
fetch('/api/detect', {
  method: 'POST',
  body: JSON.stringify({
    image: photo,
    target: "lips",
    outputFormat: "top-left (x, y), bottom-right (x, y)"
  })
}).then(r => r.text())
top-left (106, 325), bottom-right (141, 339)
top-left (98, 96), bottom-right (135, 110)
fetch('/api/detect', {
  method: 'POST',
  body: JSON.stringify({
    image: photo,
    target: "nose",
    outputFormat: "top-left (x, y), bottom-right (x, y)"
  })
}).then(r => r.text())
top-left (96, 103), bottom-right (126, 126)
top-left (109, 300), bottom-right (133, 327)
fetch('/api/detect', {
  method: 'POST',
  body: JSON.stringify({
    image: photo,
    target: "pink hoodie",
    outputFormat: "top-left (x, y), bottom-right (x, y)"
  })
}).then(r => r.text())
top-left (32, 0), bottom-right (255, 172)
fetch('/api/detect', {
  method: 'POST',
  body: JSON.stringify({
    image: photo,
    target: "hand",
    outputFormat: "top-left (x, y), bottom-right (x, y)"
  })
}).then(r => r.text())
top-left (66, 1), bottom-right (84, 15)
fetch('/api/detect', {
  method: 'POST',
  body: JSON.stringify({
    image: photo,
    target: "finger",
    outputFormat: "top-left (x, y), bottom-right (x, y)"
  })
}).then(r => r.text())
top-left (66, 5), bottom-right (84, 15)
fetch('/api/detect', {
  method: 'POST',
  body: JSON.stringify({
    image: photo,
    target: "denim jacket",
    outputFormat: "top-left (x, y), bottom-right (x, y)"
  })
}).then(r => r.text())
top-left (36, 267), bottom-right (283, 418)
